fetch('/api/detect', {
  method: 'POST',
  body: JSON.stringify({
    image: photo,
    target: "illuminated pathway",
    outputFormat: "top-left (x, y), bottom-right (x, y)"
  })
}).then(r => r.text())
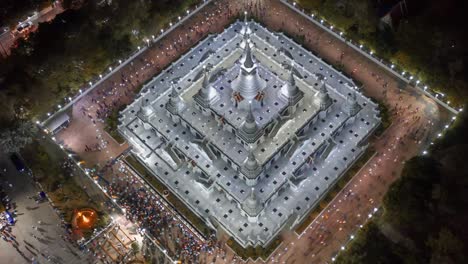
top-left (52, 0), bottom-right (451, 263)
top-left (234, 1), bottom-right (448, 263)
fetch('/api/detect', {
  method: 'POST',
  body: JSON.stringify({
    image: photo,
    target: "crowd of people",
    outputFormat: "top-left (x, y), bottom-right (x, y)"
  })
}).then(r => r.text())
top-left (106, 166), bottom-right (227, 263)
top-left (0, 180), bottom-right (16, 245)
top-left (67, 1), bottom-right (273, 263)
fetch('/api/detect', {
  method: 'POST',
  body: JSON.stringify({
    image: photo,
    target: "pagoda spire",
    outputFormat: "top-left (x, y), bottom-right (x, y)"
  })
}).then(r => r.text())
top-left (243, 43), bottom-right (255, 69)
top-left (241, 11), bottom-right (252, 36)
top-left (244, 148), bottom-right (259, 171)
top-left (166, 82), bottom-right (185, 114)
top-left (343, 91), bottom-right (361, 116)
top-left (242, 103), bottom-right (258, 134)
top-left (318, 81), bottom-right (332, 110)
top-left (279, 62), bottom-right (303, 105)
top-left (242, 186), bottom-right (262, 218)
top-left (193, 67), bottom-right (219, 108)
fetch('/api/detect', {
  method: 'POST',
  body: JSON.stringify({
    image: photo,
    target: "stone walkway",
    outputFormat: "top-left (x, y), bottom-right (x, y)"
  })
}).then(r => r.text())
top-left (53, 0), bottom-right (450, 263)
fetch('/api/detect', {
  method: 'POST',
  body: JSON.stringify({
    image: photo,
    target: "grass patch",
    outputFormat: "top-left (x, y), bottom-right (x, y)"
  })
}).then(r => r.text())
top-left (124, 155), bottom-right (212, 238)
top-left (295, 148), bottom-right (375, 234)
top-left (226, 236), bottom-right (282, 261)
top-left (104, 105), bottom-right (127, 144)
top-left (374, 101), bottom-right (392, 137)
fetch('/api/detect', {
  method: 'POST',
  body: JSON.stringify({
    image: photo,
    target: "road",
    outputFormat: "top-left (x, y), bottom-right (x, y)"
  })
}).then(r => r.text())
top-left (52, 0), bottom-right (450, 263)
top-left (0, 152), bottom-right (86, 264)
top-left (0, 1), bottom-right (64, 58)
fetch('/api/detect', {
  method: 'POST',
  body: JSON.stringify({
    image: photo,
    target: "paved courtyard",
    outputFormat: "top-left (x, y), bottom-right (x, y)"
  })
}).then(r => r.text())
top-left (52, 0), bottom-right (450, 263)
top-left (0, 152), bottom-right (86, 264)
top-left (118, 18), bottom-right (381, 249)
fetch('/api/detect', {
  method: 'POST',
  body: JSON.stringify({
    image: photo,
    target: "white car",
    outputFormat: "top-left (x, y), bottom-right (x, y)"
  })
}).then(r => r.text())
top-left (16, 21), bottom-right (33, 33)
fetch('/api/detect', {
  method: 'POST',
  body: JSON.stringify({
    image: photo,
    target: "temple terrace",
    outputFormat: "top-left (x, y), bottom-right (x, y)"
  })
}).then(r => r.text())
top-left (118, 18), bottom-right (381, 248)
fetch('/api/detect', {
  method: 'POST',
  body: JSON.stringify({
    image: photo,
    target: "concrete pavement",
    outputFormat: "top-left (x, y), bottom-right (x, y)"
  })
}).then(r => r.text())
top-left (43, 0), bottom-right (451, 263)
top-left (0, 152), bottom-right (86, 264)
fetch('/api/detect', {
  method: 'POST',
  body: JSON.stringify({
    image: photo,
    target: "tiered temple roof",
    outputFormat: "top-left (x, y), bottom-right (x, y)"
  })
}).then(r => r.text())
top-left (119, 19), bottom-right (380, 248)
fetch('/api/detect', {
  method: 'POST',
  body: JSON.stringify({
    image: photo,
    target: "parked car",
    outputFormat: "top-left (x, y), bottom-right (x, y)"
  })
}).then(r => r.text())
top-left (15, 21), bottom-right (33, 33)
top-left (4, 211), bottom-right (15, 224)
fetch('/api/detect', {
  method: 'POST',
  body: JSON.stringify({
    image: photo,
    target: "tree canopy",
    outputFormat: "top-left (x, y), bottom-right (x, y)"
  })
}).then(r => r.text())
top-left (337, 109), bottom-right (468, 263)
top-left (0, 120), bottom-right (37, 153)
top-left (0, 0), bottom-right (197, 124)
top-left (297, 0), bottom-right (468, 104)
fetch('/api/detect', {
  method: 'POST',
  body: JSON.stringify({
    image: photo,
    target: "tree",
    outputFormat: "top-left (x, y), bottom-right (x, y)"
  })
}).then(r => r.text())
top-left (0, 120), bottom-right (37, 153)
top-left (427, 228), bottom-right (465, 264)
top-left (336, 221), bottom-right (403, 264)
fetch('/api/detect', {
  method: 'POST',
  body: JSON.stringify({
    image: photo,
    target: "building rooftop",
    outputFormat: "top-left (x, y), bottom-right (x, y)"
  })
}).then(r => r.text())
top-left (118, 20), bottom-right (380, 248)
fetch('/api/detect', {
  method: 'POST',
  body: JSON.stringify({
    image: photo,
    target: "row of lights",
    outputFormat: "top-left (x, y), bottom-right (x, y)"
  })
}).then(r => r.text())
top-left (290, 1), bottom-right (461, 114)
top-left (39, 2), bottom-right (203, 124)
top-left (49, 131), bottom-right (179, 260)
top-left (290, 1), bottom-right (462, 261)
top-left (331, 109), bottom-right (459, 261)
top-left (330, 207), bottom-right (379, 262)
top-left (36, 1), bottom-right (209, 257)
top-left (421, 114), bottom-right (459, 156)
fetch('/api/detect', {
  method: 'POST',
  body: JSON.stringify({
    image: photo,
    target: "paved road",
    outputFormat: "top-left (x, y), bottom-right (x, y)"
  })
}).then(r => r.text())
top-left (0, 1), bottom-right (64, 58)
top-left (0, 152), bottom-right (86, 264)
